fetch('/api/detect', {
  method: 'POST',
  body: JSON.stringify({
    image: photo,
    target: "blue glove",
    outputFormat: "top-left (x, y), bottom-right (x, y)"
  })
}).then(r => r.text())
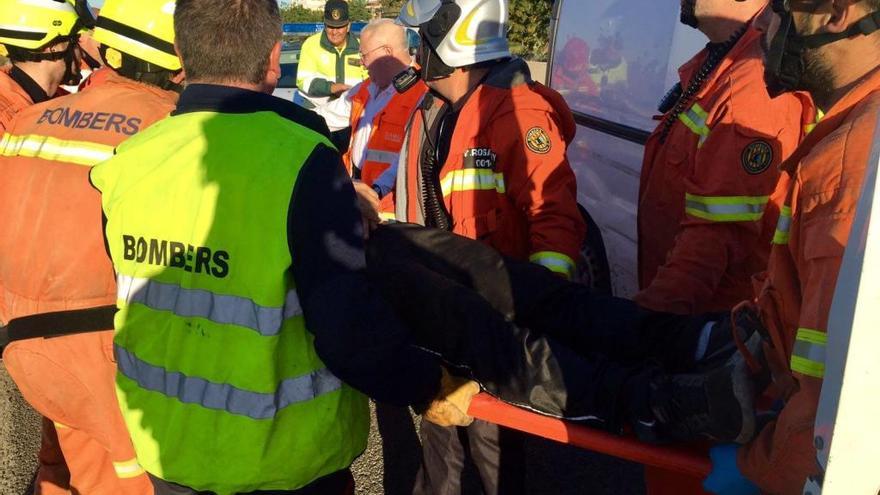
top-left (703, 445), bottom-right (759, 495)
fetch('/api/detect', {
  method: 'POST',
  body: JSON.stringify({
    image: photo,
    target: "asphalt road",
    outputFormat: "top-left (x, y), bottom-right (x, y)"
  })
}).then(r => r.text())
top-left (0, 368), bottom-right (644, 495)
top-left (352, 402), bottom-right (646, 495)
top-left (0, 363), bottom-right (40, 495)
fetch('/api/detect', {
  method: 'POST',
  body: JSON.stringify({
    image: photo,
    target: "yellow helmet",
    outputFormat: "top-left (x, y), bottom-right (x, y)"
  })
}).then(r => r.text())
top-left (92, 0), bottom-right (180, 71)
top-left (0, 0), bottom-right (83, 51)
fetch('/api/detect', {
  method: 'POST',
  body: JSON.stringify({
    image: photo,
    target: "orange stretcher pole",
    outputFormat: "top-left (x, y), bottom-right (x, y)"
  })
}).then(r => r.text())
top-left (467, 393), bottom-right (713, 479)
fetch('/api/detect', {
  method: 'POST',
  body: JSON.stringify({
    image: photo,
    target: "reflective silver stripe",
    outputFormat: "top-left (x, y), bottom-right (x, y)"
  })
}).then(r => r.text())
top-left (773, 205), bottom-right (793, 245)
top-left (678, 103), bottom-right (710, 147)
top-left (364, 149), bottom-right (400, 165)
top-left (117, 275), bottom-right (303, 337)
top-left (0, 133), bottom-right (114, 166)
top-left (684, 200), bottom-right (766, 216)
top-left (684, 193), bottom-right (768, 222)
top-left (793, 340), bottom-right (826, 367)
top-left (776, 211), bottom-right (792, 232)
top-left (116, 345), bottom-right (342, 420)
top-left (790, 328), bottom-right (827, 378)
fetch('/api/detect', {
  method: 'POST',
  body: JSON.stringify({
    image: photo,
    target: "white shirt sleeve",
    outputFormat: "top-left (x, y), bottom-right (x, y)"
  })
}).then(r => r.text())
top-left (315, 82), bottom-right (361, 132)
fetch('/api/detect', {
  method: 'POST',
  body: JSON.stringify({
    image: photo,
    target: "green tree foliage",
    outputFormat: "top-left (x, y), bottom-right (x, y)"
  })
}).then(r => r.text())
top-left (280, 5), bottom-right (322, 23)
top-left (348, 0), bottom-right (371, 21)
top-left (508, 0), bottom-right (552, 61)
top-left (379, 0), bottom-right (406, 18)
top-left (375, 0), bottom-right (552, 60)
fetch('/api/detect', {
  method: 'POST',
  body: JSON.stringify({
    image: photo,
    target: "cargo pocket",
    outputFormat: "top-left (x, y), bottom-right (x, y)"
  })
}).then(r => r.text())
top-left (457, 208), bottom-right (501, 243)
top-left (656, 142), bottom-right (691, 213)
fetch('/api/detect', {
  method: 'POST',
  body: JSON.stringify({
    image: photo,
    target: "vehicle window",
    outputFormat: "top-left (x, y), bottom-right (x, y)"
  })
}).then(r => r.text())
top-left (407, 28), bottom-right (420, 57)
top-left (550, 0), bottom-right (706, 132)
top-left (278, 50), bottom-right (298, 89)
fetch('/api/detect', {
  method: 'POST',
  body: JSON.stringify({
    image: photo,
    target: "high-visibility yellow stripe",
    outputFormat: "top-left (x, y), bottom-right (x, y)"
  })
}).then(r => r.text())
top-left (684, 193), bottom-right (768, 222)
top-left (529, 251), bottom-right (576, 279)
top-left (440, 169), bottom-right (505, 197)
top-left (378, 211), bottom-right (397, 222)
top-left (113, 458), bottom-right (146, 479)
top-left (805, 109), bottom-right (825, 134)
top-left (678, 103), bottom-right (710, 148)
top-left (773, 205), bottom-right (793, 245)
top-left (0, 133), bottom-right (114, 166)
top-left (790, 328), bottom-right (827, 378)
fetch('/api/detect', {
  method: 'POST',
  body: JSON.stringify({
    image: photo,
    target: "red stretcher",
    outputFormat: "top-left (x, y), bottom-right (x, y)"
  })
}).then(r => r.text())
top-left (467, 393), bottom-right (712, 480)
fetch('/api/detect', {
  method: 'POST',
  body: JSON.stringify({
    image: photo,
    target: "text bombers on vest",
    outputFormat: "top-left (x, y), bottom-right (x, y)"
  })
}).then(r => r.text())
top-left (37, 107), bottom-right (142, 135)
top-left (122, 235), bottom-right (230, 278)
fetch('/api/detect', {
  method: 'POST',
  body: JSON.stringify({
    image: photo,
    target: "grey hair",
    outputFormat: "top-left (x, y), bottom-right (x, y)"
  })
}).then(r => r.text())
top-left (360, 18), bottom-right (408, 52)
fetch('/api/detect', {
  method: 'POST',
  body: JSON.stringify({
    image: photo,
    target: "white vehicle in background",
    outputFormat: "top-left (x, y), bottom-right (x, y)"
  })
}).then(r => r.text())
top-left (547, 0), bottom-right (705, 296)
top-left (547, 2), bottom-right (880, 493)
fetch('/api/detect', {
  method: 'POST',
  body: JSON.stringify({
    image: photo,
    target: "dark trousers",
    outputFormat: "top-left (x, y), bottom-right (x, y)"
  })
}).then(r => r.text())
top-left (414, 420), bottom-right (526, 495)
top-left (149, 469), bottom-right (354, 495)
top-left (366, 224), bottom-right (705, 428)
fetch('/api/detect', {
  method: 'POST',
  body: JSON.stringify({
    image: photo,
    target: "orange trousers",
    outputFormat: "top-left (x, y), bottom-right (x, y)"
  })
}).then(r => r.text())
top-left (3, 331), bottom-right (152, 495)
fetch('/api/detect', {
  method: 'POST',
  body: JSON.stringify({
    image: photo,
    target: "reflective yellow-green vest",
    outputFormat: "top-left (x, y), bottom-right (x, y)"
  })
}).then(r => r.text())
top-left (297, 31), bottom-right (367, 106)
top-left (90, 108), bottom-right (369, 494)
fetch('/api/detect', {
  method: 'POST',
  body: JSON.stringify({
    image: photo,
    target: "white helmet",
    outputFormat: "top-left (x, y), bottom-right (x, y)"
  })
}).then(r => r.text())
top-left (398, 0), bottom-right (509, 72)
top-left (398, 0), bottom-right (441, 27)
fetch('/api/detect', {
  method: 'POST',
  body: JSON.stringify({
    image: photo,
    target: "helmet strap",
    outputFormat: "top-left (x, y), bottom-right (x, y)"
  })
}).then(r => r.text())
top-left (7, 64), bottom-right (50, 103)
top-left (418, 32), bottom-right (455, 81)
top-left (765, 10), bottom-right (880, 96)
top-left (61, 37), bottom-right (83, 86)
top-left (99, 45), bottom-right (182, 93)
top-left (417, 0), bottom-right (460, 81)
top-left (7, 36), bottom-right (82, 86)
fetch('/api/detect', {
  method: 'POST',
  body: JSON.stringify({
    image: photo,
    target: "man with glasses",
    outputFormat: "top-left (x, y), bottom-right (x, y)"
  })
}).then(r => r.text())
top-left (296, 0), bottom-right (368, 109)
top-left (318, 19), bottom-right (427, 228)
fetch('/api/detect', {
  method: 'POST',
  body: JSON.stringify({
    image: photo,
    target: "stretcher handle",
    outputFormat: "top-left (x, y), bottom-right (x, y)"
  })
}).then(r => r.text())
top-left (467, 393), bottom-right (713, 479)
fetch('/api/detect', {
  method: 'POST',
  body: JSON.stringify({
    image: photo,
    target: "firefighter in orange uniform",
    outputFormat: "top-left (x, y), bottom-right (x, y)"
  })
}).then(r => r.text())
top-left (638, 1), bottom-right (813, 493)
top-left (0, 2), bottom-right (92, 491)
top-left (388, 1), bottom-right (585, 493)
top-left (636, 0), bottom-right (813, 317)
top-left (0, 1), bottom-right (182, 493)
top-left (0, 0), bottom-right (88, 132)
top-left (317, 18), bottom-right (428, 211)
top-left (700, 0), bottom-right (880, 493)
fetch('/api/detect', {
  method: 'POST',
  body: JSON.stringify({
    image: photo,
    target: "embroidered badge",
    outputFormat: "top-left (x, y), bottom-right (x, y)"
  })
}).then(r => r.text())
top-left (526, 127), bottom-right (551, 154)
top-left (331, 8), bottom-right (342, 20)
top-left (741, 140), bottom-right (774, 175)
top-left (347, 58), bottom-right (363, 67)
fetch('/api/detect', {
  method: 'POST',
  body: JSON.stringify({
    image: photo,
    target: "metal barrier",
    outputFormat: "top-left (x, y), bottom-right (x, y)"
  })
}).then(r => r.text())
top-left (467, 393), bottom-right (712, 479)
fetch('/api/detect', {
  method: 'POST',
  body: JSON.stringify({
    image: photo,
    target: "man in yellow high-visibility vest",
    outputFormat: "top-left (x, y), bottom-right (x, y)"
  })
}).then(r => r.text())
top-left (295, 0), bottom-right (367, 109)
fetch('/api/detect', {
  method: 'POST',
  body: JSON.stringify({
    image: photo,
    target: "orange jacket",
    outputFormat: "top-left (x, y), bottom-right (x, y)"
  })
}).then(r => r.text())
top-left (0, 70), bottom-right (176, 493)
top-left (342, 78), bottom-right (428, 187)
top-left (0, 65), bottom-right (39, 132)
top-left (388, 58), bottom-right (584, 277)
top-left (0, 72), bottom-right (178, 322)
top-left (737, 69), bottom-right (880, 495)
top-left (635, 24), bottom-right (812, 314)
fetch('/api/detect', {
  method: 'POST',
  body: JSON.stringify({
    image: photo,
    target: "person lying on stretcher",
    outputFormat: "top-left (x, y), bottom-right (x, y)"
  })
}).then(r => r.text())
top-left (366, 223), bottom-right (768, 445)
